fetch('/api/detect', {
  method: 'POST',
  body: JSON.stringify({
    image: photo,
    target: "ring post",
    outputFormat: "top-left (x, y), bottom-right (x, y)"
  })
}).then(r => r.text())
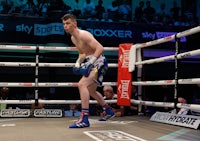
top-left (34, 45), bottom-right (39, 106)
top-left (136, 48), bottom-right (144, 114)
top-left (117, 43), bottom-right (133, 106)
top-left (174, 34), bottom-right (180, 113)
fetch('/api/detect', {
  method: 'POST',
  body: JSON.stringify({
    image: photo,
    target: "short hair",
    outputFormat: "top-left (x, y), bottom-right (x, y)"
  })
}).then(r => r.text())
top-left (103, 85), bottom-right (113, 92)
top-left (178, 97), bottom-right (187, 103)
top-left (61, 14), bottom-right (76, 21)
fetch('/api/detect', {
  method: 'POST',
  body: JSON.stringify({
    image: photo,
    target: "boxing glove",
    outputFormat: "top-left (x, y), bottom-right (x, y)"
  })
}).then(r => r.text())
top-left (79, 55), bottom-right (97, 77)
top-left (72, 67), bottom-right (80, 75)
top-left (79, 62), bottom-right (93, 77)
top-left (72, 57), bottom-right (85, 75)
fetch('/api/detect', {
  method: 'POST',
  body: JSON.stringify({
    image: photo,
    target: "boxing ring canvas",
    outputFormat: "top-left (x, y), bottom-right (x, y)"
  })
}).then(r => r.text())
top-left (0, 116), bottom-right (199, 141)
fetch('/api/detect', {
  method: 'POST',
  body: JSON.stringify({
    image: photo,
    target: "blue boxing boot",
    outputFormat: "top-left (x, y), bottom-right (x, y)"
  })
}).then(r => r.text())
top-left (99, 104), bottom-right (115, 121)
top-left (69, 110), bottom-right (90, 128)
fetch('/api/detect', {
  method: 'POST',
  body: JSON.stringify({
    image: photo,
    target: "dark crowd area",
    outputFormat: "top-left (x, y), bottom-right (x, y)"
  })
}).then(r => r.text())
top-left (0, 0), bottom-right (199, 27)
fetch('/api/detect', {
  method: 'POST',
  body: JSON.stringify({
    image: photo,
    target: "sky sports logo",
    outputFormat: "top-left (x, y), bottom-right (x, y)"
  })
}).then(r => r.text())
top-left (142, 31), bottom-right (186, 42)
top-left (34, 23), bottom-right (64, 36)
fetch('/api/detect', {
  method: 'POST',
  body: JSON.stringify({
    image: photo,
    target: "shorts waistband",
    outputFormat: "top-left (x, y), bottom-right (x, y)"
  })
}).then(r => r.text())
top-left (86, 54), bottom-right (104, 60)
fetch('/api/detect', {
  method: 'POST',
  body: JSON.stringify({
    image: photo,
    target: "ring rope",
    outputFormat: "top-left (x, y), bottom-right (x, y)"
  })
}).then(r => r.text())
top-left (135, 49), bottom-right (200, 65)
top-left (0, 46), bottom-right (119, 51)
top-left (0, 77), bottom-right (200, 88)
top-left (0, 82), bottom-right (117, 87)
top-left (1, 78), bottom-right (200, 87)
top-left (0, 62), bottom-right (118, 68)
top-left (135, 26), bottom-right (200, 49)
top-left (129, 26), bottom-right (200, 72)
top-left (132, 78), bottom-right (200, 85)
top-left (0, 99), bottom-right (199, 111)
top-left (2, 48), bottom-right (199, 68)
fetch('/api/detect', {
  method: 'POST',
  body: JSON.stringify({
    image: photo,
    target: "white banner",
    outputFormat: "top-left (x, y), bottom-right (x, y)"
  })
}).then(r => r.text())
top-left (150, 112), bottom-right (200, 129)
top-left (0, 109), bottom-right (30, 117)
top-left (34, 109), bottom-right (62, 117)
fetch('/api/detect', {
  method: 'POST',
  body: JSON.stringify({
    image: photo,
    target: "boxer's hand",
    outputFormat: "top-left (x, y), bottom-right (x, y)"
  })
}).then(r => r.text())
top-left (79, 55), bottom-right (97, 77)
top-left (75, 57), bottom-right (84, 68)
top-left (72, 57), bottom-right (85, 75)
top-left (79, 62), bottom-right (93, 77)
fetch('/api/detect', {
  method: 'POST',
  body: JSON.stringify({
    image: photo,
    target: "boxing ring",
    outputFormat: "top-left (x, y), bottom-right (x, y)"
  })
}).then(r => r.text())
top-left (0, 26), bottom-right (200, 141)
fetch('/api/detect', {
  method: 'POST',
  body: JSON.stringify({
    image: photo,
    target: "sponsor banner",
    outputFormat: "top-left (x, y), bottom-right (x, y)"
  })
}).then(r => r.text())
top-left (150, 112), bottom-right (200, 129)
top-left (117, 44), bottom-right (132, 106)
top-left (34, 23), bottom-right (64, 36)
top-left (0, 109), bottom-right (30, 117)
top-left (0, 16), bottom-right (192, 47)
top-left (142, 31), bottom-right (186, 42)
top-left (156, 31), bottom-right (186, 42)
top-left (34, 109), bottom-right (62, 117)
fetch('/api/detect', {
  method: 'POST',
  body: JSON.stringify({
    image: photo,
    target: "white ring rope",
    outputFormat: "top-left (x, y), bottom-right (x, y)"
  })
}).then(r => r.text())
top-left (2, 48), bottom-right (199, 68)
top-left (129, 26), bottom-right (200, 72)
top-left (136, 26), bottom-right (200, 49)
top-left (132, 78), bottom-right (200, 85)
top-left (0, 45), bottom-right (119, 51)
top-left (135, 49), bottom-right (200, 65)
top-left (0, 62), bottom-right (118, 68)
top-left (0, 99), bottom-right (199, 111)
top-left (1, 78), bottom-right (200, 87)
top-left (0, 82), bottom-right (117, 87)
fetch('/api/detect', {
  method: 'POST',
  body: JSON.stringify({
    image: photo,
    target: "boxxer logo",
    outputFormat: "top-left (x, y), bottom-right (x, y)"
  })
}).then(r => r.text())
top-left (87, 28), bottom-right (132, 38)
top-left (16, 24), bottom-right (33, 34)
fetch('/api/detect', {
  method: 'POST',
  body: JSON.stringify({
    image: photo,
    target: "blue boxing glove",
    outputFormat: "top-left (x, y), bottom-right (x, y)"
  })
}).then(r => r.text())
top-left (72, 67), bottom-right (80, 75)
top-left (79, 62), bottom-right (93, 77)
top-left (72, 57), bottom-right (84, 75)
top-left (79, 55), bottom-right (97, 77)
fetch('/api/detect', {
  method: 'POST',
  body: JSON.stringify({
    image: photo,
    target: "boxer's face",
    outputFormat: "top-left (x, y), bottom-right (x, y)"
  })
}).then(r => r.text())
top-left (62, 18), bottom-right (77, 33)
top-left (103, 89), bottom-right (113, 99)
top-left (0, 87), bottom-right (9, 95)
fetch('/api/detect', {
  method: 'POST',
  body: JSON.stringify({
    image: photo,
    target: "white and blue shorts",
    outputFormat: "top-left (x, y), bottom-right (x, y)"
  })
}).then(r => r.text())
top-left (86, 55), bottom-right (108, 87)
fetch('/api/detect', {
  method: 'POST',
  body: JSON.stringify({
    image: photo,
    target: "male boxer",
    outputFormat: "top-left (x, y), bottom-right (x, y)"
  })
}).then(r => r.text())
top-left (61, 14), bottom-right (114, 128)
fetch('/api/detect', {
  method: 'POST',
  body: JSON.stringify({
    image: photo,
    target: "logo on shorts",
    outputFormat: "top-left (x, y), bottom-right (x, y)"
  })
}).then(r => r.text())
top-left (84, 130), bottom-right (147, 141)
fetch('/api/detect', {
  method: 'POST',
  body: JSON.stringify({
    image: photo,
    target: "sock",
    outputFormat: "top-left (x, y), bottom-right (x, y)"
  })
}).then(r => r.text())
top-left (82, 108), bottom-right (89, 114)
top-left (75, 108), bottom-right (89, 123)
top-left (81, 108), bottom-right (89, 117)
top-left (102, 104), bottom-right (109, 111)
